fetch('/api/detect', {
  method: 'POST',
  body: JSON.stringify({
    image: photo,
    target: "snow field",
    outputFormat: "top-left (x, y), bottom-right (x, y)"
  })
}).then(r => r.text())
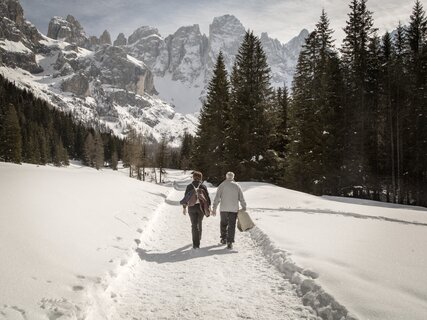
top-left (0, 162), bottom-right (168, 319)
top-left (244, 183), bottom-right (427, 320)
top-left (1, 163), bottom-right (427, 320)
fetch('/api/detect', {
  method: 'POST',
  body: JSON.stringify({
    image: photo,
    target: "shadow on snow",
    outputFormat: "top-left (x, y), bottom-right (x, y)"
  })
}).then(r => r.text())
top-left (136, 244), bottom-right (235, 263)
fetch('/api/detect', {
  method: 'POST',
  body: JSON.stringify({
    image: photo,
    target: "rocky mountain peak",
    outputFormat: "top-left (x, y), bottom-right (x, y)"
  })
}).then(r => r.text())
top-left (0, 0), bottom-right (43, 73)
top-left (165, 24), bottom-right (207, 82)
top-left (47, 14), bottom-right (90, 48)
top-left (0, 0), bottom-right (24, 26)
top-left (210, 14), bottom-right (245, 33)
top-left (207, 15), bottom-right (245, 70)
top-left (99, 29), bottom-right (112, 45)
top-left (128, 26), bottom-right (161, 45)
top-left (113, 32), bottom-right (127, 46)
top-left (283, 28), bottom-right (309, 62)
top-left (173, 24), bottom-right (202, 37)
top-left (126, 26), bottom-right (166, 74)
top-left (65, 14), bottom-right (85, 34)
top-left (285, 29), bottom-right (309, 49)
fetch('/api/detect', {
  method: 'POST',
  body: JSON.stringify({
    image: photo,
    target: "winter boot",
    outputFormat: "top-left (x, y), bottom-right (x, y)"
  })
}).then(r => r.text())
top-left (220, 239), bottom-right (227, 245)
top-left (227, 242), bottom-right (233, 250)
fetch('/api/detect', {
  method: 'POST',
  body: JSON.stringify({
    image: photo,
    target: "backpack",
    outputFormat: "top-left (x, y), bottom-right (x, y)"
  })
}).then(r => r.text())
top-left (180, 182), bottom-right (211, 217)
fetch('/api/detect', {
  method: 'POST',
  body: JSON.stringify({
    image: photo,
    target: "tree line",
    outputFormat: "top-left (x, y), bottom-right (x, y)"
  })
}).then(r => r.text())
top-left (0, 74), bottom-right (123, 168)
top-left (0, 74), bottom-right (192, 178)
top-left (122, 129), bottom-right (195, 182)
top-left (191, 0), bottom-right (427, 207)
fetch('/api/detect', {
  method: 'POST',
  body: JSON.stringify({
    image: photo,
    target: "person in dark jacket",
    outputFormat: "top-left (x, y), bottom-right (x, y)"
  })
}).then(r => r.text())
top-left (182, 171), bottom-right (211, 249)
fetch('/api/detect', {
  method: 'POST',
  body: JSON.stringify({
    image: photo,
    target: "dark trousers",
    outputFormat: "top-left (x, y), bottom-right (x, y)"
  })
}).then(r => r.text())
top-left (220, 211), bottom-right (238, 243)
top-left (188, 204), bottom-right (204, 248)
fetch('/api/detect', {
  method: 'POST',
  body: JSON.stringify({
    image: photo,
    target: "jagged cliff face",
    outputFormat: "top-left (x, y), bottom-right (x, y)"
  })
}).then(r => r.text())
top-left (112, 14), bottom-right (307, 113)
top-left (0, 0), bottom-right (43, 72)
top-left (0, 0), bottom-right (197, 145)
top-left (127, 26), bottom-right (168, 75)
top-left (207, 15), bottom-right (245, 70)
top-left (261, 29), bottom-right (309, 87)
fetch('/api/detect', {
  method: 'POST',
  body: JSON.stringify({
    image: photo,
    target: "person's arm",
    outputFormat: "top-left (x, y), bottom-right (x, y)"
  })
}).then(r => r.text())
top-left (238, 185), bottom-right (247, 211)
top-left (213, 184), bottom-right (223, 213)
top-left (182, 184), bottom-right (192, 207)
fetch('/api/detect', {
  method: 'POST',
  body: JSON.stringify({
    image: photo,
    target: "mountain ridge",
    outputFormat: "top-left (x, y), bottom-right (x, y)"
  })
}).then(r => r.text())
top-left (1, 0), bottom-right (307, 143)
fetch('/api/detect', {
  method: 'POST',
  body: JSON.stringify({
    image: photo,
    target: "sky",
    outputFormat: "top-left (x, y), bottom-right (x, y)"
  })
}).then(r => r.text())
top-left (20, 0), bottom-right (417, 45)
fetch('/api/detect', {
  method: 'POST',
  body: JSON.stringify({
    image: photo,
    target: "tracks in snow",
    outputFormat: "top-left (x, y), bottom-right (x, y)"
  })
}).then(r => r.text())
top-left (90, 188), bottom-right (315, 320)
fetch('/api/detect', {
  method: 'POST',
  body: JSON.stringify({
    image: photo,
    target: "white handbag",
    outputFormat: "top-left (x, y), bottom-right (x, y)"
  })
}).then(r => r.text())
top-left (237, 209), bottom-right (255, 232)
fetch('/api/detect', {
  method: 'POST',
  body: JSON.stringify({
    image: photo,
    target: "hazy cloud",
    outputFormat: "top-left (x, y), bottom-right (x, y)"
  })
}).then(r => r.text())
top-left (21, 0), bottom-right (417, 44)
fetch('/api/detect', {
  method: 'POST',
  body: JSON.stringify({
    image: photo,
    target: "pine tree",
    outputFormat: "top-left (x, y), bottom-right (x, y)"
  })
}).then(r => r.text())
top-left (365, 33), bottom-right (382, 199)
top-left (286, 31), bottom-right (318, 191)
top-left (405, 0), bottom-right (427, 205)
top-left (1, 104), bottom-right (22, 163)
top-left (111, 151), bottom-right (118, 170)
top-left (260, 86), bottom-right (289, 185)
top-left (180, 131), bottom-right (194, 171)
top-left (392, 23), bottom-right (409, 203)
top-left (136, 133), bottom-right (148, 180)
top-left (38, 127), bottom-right (48, 165)
top-left (84, 132), bottom-right (95, 167)
top-left (341, 0), bottom-right (376, 197)
top-left (286, 10), bottom-right (345, 194)
top-left (93, 132), bottom-right (104, 170)
top-left (53, 137), bottom-right (69, 167)
top-left (226, 31), bottom-right (273, 180)
top-left (123, 128), bottom-right (140, 177)
top-left (157, 134), bottom-right (168, 183)
top-left (270, 86), bottom-right (289, 156)
top-left (192, 51), bottom-right (230, 183)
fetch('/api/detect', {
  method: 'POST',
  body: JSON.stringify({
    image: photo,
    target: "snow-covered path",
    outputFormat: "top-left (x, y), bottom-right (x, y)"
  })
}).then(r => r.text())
top-left (3, 164), bottom-right (426, 319)
top-left (90, 186), bottom-right (314, 320)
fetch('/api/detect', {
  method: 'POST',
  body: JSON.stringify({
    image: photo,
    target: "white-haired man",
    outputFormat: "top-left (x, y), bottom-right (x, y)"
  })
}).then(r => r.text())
top-left (212, 172), bottom-right (247, 249)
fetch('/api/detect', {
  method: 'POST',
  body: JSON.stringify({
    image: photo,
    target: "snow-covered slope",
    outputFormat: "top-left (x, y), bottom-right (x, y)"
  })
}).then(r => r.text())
top-left (0, 0), bottom-right (197, 146)
top-left (0, 162), bottom-right (169, 319)
top-left (1, 162), bottom-right (426, 320)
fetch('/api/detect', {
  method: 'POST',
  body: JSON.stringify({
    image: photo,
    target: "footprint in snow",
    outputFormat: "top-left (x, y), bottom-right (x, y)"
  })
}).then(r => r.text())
top-left (40, 298), bottom-right (82, 320)
top-left (72, 285), bottom-right (84, 291)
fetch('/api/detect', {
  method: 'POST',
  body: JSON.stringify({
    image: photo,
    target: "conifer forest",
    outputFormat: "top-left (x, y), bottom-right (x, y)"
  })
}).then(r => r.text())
top-left (192, 0), bottom-right (427, 207)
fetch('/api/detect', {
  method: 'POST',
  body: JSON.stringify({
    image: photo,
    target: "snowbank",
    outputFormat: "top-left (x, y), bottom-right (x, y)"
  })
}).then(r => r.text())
top-left (244, 182), bottom-right (427, 320)
top-left (0, 162), bottom-right (168, 319)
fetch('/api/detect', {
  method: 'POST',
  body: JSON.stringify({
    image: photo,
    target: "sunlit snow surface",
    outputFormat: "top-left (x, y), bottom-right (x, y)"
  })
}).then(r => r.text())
top-left (245, 183), bottom-right (427, 320)
top-left (0, 163), bottom-right (426, 319)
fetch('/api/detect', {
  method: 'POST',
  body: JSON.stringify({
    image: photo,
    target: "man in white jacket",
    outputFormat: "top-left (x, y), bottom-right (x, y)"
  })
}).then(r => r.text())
top-left (212, 172), bottom-right (247, 249)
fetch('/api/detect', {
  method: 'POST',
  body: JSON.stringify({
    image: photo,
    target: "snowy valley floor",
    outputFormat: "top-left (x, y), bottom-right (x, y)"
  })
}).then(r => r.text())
top-left (1, 162), bottom-right (427, 320)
